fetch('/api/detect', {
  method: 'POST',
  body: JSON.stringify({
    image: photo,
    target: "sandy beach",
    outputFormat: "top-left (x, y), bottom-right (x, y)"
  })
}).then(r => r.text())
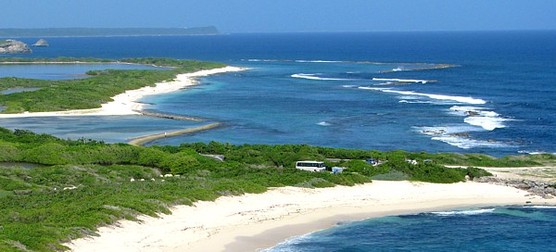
top-left (65, 180), bottom-right (556, 252)
top-left (0, 66), bottom-right (245, 118)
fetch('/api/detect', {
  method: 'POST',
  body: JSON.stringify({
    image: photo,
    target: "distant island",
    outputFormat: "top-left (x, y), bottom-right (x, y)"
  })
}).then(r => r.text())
top-left (32, 39), bottom-right (49, 47)
top-left (0, 26), bottom-right (219, 37)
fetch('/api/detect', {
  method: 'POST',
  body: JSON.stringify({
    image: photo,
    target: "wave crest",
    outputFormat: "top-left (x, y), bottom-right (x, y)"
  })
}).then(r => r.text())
top-left (359, 87), bottom-right (487, 105)
top-left (372, 78), bottom-right (433, 84)
top-left (291, 73), bottom-right (351, 81)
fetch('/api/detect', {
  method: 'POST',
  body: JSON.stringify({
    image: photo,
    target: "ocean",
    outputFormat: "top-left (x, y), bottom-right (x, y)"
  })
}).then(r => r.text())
top-left (1, 31), bottom-right (555, 156)
top-left (1, 32), bottom-right (556, 250)
top-left (267, 206), bottom-right (556, 252)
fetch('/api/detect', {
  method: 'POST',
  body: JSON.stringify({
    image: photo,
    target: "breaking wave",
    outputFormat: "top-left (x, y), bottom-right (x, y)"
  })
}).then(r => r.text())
top-left (449, 106), bottom-right (510, 131)
top-left (415, 126), bottom-right (510, 149)
top-left (359, 87), bottom-right (487, 105)
top-left (294, 60), bottom-right (345, 63)
top-left (372, 78), bottom-right (433, 84)
top-left (291, 73), bottom-right (352, 81)
top-left (464, 116), bottom-right (509, 131)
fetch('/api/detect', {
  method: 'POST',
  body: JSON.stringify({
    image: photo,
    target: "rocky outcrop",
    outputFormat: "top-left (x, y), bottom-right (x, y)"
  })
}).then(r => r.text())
top-left (475, 176), bottom-right (556, 199)
top-left (0, 39), bottom-right (31, 54)
top-left (32, 39), bottom-right (49, 47)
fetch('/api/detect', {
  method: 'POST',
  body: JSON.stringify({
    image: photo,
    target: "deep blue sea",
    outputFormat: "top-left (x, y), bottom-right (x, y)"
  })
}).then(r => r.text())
top-left (1, 32), bottom-right (556, 250)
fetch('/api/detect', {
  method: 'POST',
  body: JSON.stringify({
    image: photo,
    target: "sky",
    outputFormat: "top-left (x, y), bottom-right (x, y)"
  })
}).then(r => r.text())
top-left (2, 0), bottom-right (556, 33)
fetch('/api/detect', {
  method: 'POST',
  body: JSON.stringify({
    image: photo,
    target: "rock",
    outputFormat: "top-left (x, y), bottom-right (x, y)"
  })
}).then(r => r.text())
top-left (0, 39), bottom-right (31, 54)
top-left (474, 176), bottom-right (556, 199)
top-left (32, 38), bottom-right (49, 47)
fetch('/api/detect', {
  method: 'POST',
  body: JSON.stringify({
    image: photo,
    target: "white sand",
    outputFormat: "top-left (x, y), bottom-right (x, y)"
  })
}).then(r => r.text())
top-left (0, 66), bottom-right (245, 118)
top-left (65, 181), bottom-right (555, 252)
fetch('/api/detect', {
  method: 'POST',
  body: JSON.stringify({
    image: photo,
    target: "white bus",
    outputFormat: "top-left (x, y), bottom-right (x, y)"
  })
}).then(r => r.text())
top-left (295, 161), bottom-right (326, 172)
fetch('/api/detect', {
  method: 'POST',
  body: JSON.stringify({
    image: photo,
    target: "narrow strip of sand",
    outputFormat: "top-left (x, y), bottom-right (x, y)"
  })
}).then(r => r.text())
top-left (0, 66), bottom-right (245, 118)
top-left (64, 181), bottom-right (556, 252)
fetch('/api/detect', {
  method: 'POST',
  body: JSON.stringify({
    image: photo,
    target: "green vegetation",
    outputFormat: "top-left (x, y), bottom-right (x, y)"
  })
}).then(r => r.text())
top-left (0, 128), bottom-right (534, 251)
top-left (0, 58), bottom-right (225, 113)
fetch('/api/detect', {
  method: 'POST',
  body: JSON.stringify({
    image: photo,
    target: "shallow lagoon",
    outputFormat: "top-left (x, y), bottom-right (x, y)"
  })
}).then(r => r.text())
top-left (0, 63), bottom-right (164, 80)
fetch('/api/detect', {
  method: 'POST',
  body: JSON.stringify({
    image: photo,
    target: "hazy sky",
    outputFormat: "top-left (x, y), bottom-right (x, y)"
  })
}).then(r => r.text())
top-left (3, 0), bottom-right (556, 33)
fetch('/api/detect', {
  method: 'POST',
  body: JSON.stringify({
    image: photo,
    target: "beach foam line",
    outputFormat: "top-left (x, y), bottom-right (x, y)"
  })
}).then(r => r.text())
top-left (429, 208), bottom-right (496, 216)
top-left (359, 87), bottom-right (487, 105)
top-left (64, 181), bottom-right (554, 252)
top-left (0, 66), bottom-right (246, 119)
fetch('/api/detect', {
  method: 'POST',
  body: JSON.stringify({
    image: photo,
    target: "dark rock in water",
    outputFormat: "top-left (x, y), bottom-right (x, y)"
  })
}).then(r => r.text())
top-left (0, 39), bottom-right (31, 54)
top-left (450, 132), bottom-right (470, 138)
top-left (32, 38), bottom-right (49, 47)
top-left (465, 110), bottom-right (480, 116)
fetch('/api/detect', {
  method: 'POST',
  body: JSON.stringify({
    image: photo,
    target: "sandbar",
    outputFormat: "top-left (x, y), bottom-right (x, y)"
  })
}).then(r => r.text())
top-left (64, 181), bottom-right (555, 252)
top-left (0, 66), bottom-right (245, 118)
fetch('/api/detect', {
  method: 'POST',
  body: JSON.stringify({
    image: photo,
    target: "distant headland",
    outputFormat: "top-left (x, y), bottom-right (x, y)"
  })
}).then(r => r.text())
top-left (0, 26), bottom-right (219, 38)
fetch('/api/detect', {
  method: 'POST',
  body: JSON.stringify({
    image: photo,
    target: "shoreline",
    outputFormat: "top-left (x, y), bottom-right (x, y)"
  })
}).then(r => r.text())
top-left (0, 66), bottom-right (246, 118)
top-left (64, 181), bottom-right (556, 252)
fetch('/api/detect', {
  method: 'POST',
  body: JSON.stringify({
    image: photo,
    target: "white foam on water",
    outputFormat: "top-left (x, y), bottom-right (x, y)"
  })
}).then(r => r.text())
top-left (372, 78), bottom-right (431, 84)
top-left (317, 121), bottom-right (331, 126)
top-left (448, 106), bottom-right (510, 131)
top-left (518, 150), bottom-right (553, 155)
top-left (415, 126), bottom-right (509, 149)
top-left (294, 60), bottom-right (345, 63)
top-left (244, 59), bottom-right (281, 62)
top-left (291, 73), bottom-right (351, 81)
top-left (416, 125), bottom-right (478, 136)
top-left (431, 135), bottom-right (508, 149)
top-left (359, 87), bottom-right (487, 105)
top-left (464, 116), bottom-right (509, 131)
top-left (431, 208), bottom-right (496, 216)
top-left (448, 106), bottom-right (499, 117)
